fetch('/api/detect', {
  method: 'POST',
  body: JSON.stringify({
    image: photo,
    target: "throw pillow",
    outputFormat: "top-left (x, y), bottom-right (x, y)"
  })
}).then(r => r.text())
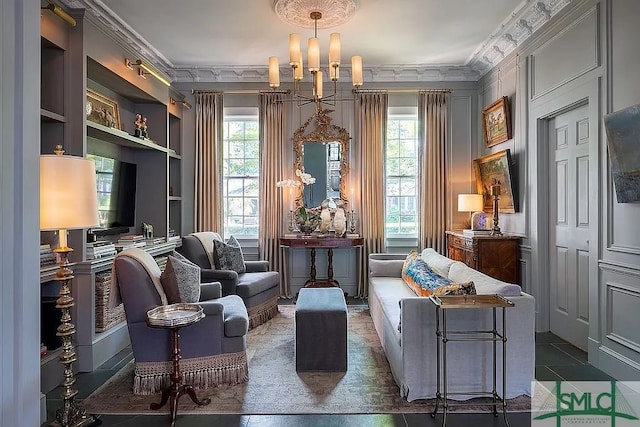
top-left (160, 254), bottom-right (201, 304)
top-left (213, 235), bottom-right (246, 274)
top-left (401, 251), bottom-right (453, 297)
top-left (432, 281), bottom-right (477, 297)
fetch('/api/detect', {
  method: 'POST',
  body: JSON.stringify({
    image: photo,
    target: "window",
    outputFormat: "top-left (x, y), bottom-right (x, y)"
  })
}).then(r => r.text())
top-left (223, 114), bottom-right (259, 237)
top-left (385, 114), bottom-right (418, 235)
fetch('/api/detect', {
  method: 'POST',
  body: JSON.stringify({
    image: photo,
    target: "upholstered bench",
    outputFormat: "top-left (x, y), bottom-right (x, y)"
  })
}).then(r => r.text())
top-left (295, 287), bottom-right (347, 372)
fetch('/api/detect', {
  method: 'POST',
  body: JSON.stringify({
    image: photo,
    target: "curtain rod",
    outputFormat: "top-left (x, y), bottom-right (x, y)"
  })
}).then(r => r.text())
top-left (354, 88), bottom-right (451, 94)
top-left (191, 89), bottom-right (290, 95)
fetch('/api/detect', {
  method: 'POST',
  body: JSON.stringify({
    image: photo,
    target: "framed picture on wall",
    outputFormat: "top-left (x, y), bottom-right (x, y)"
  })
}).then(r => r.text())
top-left (603, 103), bottom-right (640, 203)
top-left (86, 89), bottom-right (121, 130)
top-left (473, 149), bottom-right (517, 213)
top-left (482, 96), bottom-right (512, 147)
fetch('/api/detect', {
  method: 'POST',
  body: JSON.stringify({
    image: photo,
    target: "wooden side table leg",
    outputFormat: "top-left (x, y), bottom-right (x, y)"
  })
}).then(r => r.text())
top-left (304, 248), bottom-right (318, 287)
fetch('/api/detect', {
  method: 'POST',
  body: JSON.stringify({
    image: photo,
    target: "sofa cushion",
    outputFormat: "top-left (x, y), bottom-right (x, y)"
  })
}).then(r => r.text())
top-left (401, 251), bottom-right (453, 297)
top-left (432, 281), bottom-right (476, 297)
top-left (213, 235), bottom-right (246, 274)
top-left (421, 248), bottom-right (456, 277)
top-left (217, 295), bottom-right (249, 337)
top-left (370, 258), bottom-right (404, 277)
top-left (160, 254), bottom-right (201, 303)
top-left (448, 262), bottom-right (521, 296)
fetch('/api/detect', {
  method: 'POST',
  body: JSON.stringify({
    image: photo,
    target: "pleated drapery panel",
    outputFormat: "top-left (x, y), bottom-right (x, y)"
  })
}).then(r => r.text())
top-left (418, 91), bottom-right (450, 254)
top-left (259, 92), bottom-right (288, 296)
top-left (194, 92), bottom-right (224, 233)
top-left (355, 92), bottom-right (388, 297)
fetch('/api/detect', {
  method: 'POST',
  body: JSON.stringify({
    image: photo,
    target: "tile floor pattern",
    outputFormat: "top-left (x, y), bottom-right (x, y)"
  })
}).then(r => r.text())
top-left (43, 302), bottom-right (614, 427)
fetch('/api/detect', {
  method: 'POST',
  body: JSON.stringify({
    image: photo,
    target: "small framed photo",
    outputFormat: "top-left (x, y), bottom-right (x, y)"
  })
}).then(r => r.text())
top-left (482, 96), bottom-right (511, 147)
top-left (86, 89), bottom-right (121, 130)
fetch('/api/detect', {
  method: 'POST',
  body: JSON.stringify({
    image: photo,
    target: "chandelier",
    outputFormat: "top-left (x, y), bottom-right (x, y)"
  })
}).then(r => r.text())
top-left (268, 0), bottom-right (363, 107)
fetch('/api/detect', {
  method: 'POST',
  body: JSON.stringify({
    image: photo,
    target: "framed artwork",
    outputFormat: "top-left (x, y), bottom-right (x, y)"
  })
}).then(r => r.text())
top-left (482, 96), bottom-right (511, 147)
top-left (473, 149), bottom-right (517, 213)
top-left (603, 103), bottom-right (640, 203)
top-left (86, 89), bottom-right (121, 130)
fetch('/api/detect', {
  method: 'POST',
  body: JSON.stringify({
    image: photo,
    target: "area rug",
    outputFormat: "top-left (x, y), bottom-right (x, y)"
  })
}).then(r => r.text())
top-left (82, 305), bottom-right (530, 415)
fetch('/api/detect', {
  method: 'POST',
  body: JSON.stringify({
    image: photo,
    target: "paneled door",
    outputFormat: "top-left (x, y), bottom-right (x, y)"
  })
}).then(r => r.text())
top-left (548, 103), bottom-right (590, 350)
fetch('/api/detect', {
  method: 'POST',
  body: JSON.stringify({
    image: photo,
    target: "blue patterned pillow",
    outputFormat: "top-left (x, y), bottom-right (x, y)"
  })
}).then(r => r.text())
top-left (401, 251), bottom-right (452, 297)
top-left (213, 235), bottom-right (246, 274)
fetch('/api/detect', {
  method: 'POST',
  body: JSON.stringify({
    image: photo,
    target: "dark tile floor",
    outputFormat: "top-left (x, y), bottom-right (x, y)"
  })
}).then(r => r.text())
top-left (43, 308), bottom-right (614, 427)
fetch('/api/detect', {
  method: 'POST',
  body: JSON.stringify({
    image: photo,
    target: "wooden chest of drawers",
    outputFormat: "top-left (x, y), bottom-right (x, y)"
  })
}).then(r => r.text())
top-left (445, 231), bottom-right (520, 285)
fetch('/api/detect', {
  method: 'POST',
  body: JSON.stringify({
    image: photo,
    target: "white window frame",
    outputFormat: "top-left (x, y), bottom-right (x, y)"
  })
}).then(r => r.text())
top-left (222, 110), bottom-right (260, 239)
top-left (385, 108), bottom-right (419, 239)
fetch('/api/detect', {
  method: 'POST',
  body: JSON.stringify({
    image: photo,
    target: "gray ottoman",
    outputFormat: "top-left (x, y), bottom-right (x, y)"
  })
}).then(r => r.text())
top-left (295, 288), bottom-right (347, 372)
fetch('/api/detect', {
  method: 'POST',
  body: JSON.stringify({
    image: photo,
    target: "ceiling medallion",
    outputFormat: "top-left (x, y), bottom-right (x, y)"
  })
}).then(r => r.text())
top-left (273, 0), bottom-right (358, 29)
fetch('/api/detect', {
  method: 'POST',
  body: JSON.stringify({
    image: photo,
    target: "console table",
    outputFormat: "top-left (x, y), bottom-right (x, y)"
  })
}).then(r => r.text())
top-left (280, 236), bottom-right (364, 292)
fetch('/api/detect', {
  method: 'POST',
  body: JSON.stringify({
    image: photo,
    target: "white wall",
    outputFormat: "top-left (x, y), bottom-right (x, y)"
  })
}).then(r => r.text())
top-left (479, 0), bottom-right (640, 380)
top-left (1, 0), bottom-right (43, 424)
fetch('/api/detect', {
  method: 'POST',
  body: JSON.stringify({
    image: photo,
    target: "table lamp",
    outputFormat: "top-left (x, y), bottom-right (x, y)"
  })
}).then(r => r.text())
top-left (40, 146), bottom-right (100, 427)
top-left (457, 194), bottom-right (484, 230)
top-left (490, 185), bottom-right (503, 236)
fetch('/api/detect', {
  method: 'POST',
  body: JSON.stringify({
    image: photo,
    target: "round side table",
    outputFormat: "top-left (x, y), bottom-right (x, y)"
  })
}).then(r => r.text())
top-left (146, 303), bottom-right (211, 426)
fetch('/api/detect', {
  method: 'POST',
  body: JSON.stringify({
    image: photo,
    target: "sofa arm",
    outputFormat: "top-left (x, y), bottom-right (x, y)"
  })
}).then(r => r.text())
top-left (369, 253), bottom-right (406, 277)
top-left (245, 260), bottom-right (269, 273)
top-left (199, 282), bottom-right (222, 300)
top-left (201, 269), bottom-right (238, 296)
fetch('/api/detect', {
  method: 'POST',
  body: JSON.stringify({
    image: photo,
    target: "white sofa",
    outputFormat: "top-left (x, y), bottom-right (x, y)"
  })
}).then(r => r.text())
top-left (368, 248), bottom-right (535, 402)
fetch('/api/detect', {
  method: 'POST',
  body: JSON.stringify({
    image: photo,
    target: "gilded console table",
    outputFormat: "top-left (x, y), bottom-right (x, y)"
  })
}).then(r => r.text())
top-left (279, 236), bottom-right (364, 293)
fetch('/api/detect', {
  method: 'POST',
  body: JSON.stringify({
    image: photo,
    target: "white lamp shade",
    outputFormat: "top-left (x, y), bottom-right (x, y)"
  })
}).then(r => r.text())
top-left (457, 193), bottom-right (484, 213)
top-left (329, 32), bottom-right (341, 67)
top-left (294, 52), bottom-right (303, 80)
top-left (308, 37), bottom-right (320, 71)
top-left (289, 33), bottom-right (301, 66)
top-left (351, 55), bottom-right (363, 87)
top-left (268, 56), bottom-right (280, 88)
top-left (40, 155), bottom-right (100, 231)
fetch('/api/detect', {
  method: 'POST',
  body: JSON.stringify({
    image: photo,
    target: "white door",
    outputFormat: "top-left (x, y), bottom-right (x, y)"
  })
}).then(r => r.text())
top-left (548, 103), bottom-right (590, 350)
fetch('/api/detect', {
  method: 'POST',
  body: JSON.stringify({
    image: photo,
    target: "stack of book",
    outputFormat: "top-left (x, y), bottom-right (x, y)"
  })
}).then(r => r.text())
top-left (145, 236), bottom-right (166, 246)
top-left (167, 229), bottom-right (180, 243)
top-left (40, 244), bottom-right (56, 267)
top-left (115, 234), bottom-right (147, 251)
top-left (86, 241), bottom-right (117, 260)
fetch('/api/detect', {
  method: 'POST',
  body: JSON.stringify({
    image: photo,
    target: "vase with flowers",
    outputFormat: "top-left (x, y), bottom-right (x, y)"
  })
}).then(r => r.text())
top-left (277, 169), bottom-right (320, 235)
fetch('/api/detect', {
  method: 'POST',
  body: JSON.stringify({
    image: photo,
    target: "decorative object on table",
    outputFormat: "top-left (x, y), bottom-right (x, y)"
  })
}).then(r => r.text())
top-left (482, 96), bottom-right (511, 147)
top-left (278, 169), bottom-right (320, 234)
top-left (473, 149), bottom-right (517, 213)
top-left (333, 207), bottom-right (347, 237)
top-left (141, 116), bottom-right (148, 138)
top-left (319, 207), bottom-right (331, 233)
top-left (86, 88), bottom-right (120, 130)
top-left (275, 178), bottom-right (300, 232)
top-left (457, 193), bottom-right (484, 230)
top-left (603, 103), bottom-right (640, 203)
top-left (490, 184), bottom-right (503, 236)
top-left (142, 222), bottom-right (154, 239)
top-left (40, 145), bottom-right (100, 427)
top-left (348, 209), bottom-right (358, 234)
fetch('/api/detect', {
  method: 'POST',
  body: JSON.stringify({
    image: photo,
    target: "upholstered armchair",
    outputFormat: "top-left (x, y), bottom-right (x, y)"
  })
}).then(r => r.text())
top-left (112, 248), bottom-right (249, 395)
top-left (180, 232), bottom-right (280, 329)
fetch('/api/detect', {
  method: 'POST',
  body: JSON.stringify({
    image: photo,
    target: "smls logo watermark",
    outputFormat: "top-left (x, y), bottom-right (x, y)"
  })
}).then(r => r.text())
top-left (532, 381), bottom-right (640, 426)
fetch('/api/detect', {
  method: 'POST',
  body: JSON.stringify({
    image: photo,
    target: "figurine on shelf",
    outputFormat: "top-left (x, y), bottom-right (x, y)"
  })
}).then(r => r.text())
top-left (134, 113), bottom-right (143, 137)
top-left (141, 116), bottom-right (148, 139)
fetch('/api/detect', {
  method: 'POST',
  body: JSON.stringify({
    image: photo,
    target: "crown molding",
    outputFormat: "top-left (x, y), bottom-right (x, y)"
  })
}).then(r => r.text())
top-left (59, 0), bottom-right (573, 83)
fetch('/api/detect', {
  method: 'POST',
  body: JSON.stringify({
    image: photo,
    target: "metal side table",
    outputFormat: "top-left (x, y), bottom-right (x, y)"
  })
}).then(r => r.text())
top-left (429, 294), bottom-right (514, 427)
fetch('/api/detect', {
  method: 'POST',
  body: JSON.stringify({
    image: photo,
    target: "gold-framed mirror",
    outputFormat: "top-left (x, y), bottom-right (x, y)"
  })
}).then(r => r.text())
top-left (293, 108), bottom-right (350, 211)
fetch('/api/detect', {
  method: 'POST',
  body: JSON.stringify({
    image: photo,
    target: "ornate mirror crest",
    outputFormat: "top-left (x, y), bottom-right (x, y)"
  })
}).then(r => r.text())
top-left (293, 108), bottom-right (350, 211)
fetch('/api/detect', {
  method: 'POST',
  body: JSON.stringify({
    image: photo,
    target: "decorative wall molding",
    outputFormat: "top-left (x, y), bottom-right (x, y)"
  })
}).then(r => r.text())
top-left (59, 0), bottom-right (574, 83)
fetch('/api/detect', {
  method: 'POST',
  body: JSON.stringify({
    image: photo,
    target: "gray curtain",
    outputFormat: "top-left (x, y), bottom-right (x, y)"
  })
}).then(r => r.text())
top-left (258, 92), bottom-right (288, 295)
top-left (418, 91), bottom-right (450, 254)
top-left (194, 91), bottom-right (224, 232)
top-left (355, 92), bottom-right (388, 297)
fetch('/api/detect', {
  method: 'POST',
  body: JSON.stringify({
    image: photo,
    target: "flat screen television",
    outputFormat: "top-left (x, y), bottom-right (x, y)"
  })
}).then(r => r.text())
top-left (87, 154), bottom-right (137, 235)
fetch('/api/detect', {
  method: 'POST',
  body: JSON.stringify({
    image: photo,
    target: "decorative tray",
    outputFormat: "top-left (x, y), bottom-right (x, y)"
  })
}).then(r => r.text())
top-left (429, 294), bottom-right (514, 309)
top-left (146, 303), bottom-right (204, 327)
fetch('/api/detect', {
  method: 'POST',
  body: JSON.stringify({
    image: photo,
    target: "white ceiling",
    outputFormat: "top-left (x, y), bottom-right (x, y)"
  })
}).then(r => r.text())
top-left (61, 0), bottom-right (573, 82)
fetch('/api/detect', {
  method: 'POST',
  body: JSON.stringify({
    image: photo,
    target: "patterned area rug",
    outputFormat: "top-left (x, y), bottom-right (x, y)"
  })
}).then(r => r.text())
top-left (82, 305), bottom-right (530, 414)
